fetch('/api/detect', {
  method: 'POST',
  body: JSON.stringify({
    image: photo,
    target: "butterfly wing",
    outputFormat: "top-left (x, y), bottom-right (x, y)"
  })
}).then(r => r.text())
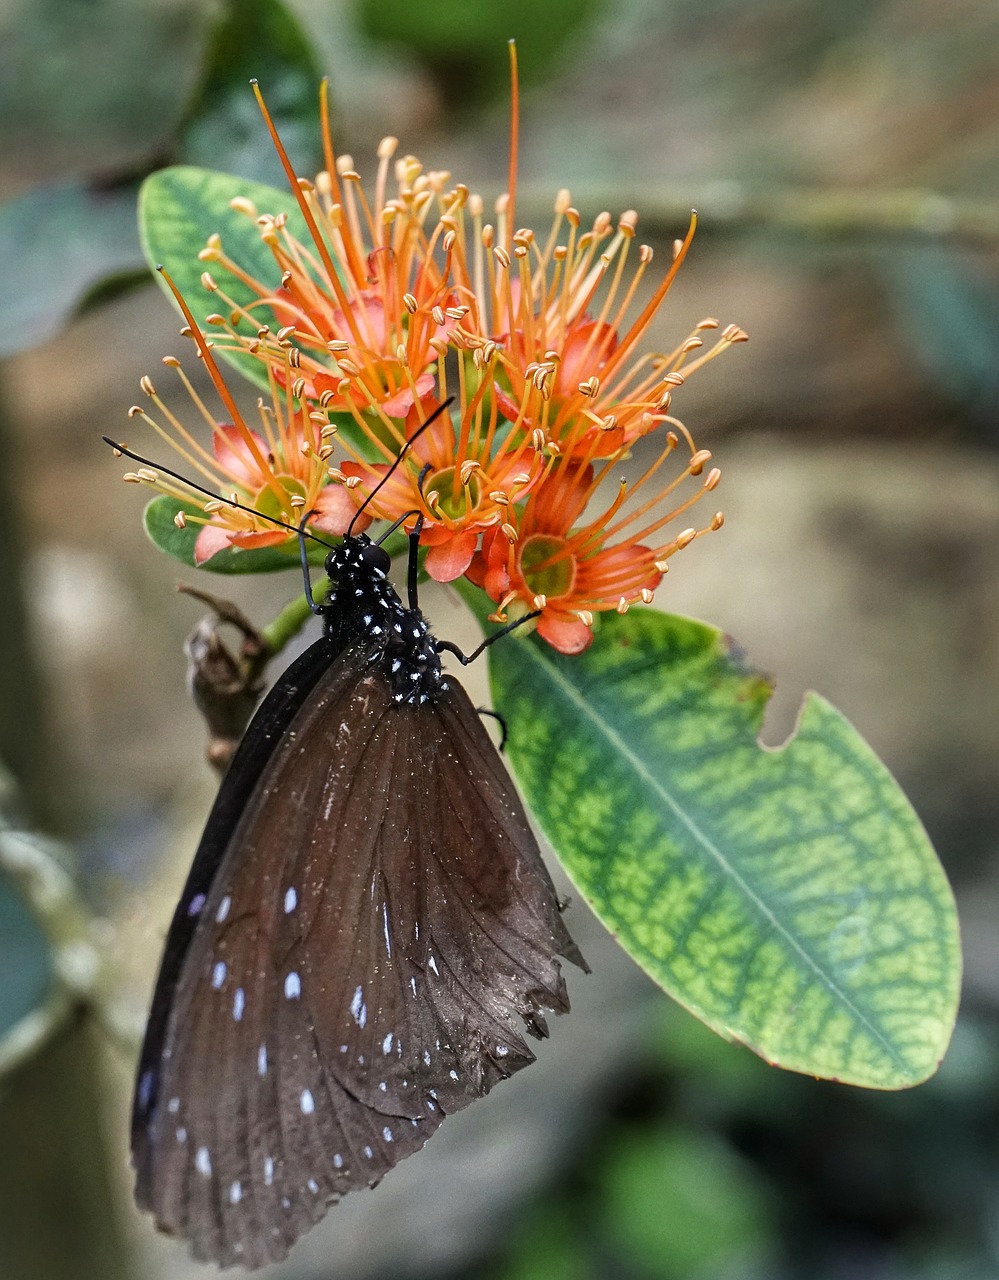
top-left (132, 641), bottom-right (582, 1269)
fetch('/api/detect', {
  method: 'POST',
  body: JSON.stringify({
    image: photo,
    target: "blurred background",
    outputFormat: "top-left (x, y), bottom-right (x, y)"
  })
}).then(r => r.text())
top-left (1, 0), bottom-right (998, 1277)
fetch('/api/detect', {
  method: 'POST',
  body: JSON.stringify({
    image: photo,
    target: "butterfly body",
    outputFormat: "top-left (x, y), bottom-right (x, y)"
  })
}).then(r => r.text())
top-left (131, 532), bottom-right (583, 1269)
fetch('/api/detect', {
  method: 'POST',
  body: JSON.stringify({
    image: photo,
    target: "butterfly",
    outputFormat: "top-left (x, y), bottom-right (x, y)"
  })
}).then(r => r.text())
top-left (110, 431), bottom-right (586, 1269)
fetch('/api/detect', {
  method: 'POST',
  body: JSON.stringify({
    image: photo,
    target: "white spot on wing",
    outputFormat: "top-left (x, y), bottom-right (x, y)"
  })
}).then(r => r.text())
top-left (233, 988), bottom-right (245, 1021)
top-left (211, 961), bottom-right (227, 989)
top-left (215, 895), bottom-right (231, 923)
top-left (300, 1089), bottom-right (315, 1115)
top-left (383, 1126), bottom-right (394, 1142)
top-left (350, 984), bottom-right (367, 1027)
top-left (382, 1032), bottom-right (393, 1054)
top-left (257, 1043), bottom-right (268, 1076)
top-left (264, 1156), bottom-right (274, 1186)
top-left (284, 971), bottom-right (301, 999)
top-left (307, 1178), bottom-right (319, 1194)
top-left (283, 886), bottom-right (297, 914)
top-left (229, 1180), bottom-right (242, 1204)
top-left (195, 1147), bottom-right (212, 1176)
top-left (188, 893), bottom-right (206, 916)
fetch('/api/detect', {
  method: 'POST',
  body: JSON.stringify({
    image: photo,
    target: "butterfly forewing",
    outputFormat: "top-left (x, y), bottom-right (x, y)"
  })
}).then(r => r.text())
top-left (132, 636), bottom-right (580, 1268)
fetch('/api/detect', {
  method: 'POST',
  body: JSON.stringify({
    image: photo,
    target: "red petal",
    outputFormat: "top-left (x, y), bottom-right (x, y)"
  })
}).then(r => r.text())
top-left (383, 373), bottom-right (436, 420)
top-left (576, 545), bottom-right (661, 600)
top-left (529, 462), bottom-right (593, 534)
top-left (416, 523), bottom-right (450, 546)
top-left (558, 320), bottom-right (618, 395)
top-left (537, 611), bottom-right (593, 654)
top-left (465, 551), bottom-right (488, 589)
top-left (193, 523), bottom-right (234, 565)
top-left (483, 561), bottom-right (510, 601)
top-left (494, 385), bottom-right (529, 427)
top-left (212, 424), bottom-right (269, 487)
top-left (312, 370), bottom-right (341, 398)
top-left (425, 530), bottom-right (479, 583)
top-left (311, 485), bottom-right (368, 536)
top-left (473, 528), bottom-right (511, 600)
top-left (229, 529), bottom-right (288, 550)
top-left (401, 390), bottom-right (454, 466)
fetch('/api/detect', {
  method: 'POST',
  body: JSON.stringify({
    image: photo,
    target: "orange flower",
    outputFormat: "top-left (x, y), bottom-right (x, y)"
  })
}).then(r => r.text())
top-left (467, 430), bottom-right (723, 654)
top-left (444, 201), bottom-right (750, 455)
top-left (196, 84), bottom-right (460, 420)
top-left (371, 50), bottom-right (748, 457)
top-left (335, 380), bottom-right (550, 582)
top-left (122, 59), bottom-right (743, 644)
top-left (121, 276), bottom-right (364, 565)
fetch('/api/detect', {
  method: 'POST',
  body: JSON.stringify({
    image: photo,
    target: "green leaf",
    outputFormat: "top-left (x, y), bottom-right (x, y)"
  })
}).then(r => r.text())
top-left (0, 822), bottom-right (92, 1077)
top-left (0, 179), bottom-right (145, 356)
top-left (138, 165), bottom-right (312, 389)
top-left (356, 0), bottom-right (604, 108)
top-left (176, 0), bottom-right (324, 183)
top-left (488, 609), bottom-right (960, 1089)
top-left (0, 869), bottom-right (53, 1042)
top-left (600, 1125), bottom-right (775, 1277)
top-left (143, 495), bottom-right (327, 574)
top-left (877, 244), bottom-right (999, 437)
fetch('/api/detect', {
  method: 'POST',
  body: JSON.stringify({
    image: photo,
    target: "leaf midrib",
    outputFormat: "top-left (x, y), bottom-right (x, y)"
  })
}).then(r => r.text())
top-left (509, 637), bottom-right (908, 1071)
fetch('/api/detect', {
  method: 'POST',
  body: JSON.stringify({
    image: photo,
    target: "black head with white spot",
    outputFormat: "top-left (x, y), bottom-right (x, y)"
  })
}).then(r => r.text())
top-left (320, 533), bottom-right (446, 704)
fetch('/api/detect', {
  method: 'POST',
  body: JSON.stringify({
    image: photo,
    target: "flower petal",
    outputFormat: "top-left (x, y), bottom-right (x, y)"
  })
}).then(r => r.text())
top-left (311, 484), bottom-right (370, 536)
top-left (383, 373), bottom-right (436, 420)
top-left (529, 462), bottom-right (593, 533)
top-left (229, 529), bottom-right (289, 550)
top-left (425, 530), bottom-right (479, 582)
top-left (537, 611), bottom-right (593, 654)
top-left (193, 522), bottom-right (236, 565)
top-left (212, 423), bottom-right (270, 487)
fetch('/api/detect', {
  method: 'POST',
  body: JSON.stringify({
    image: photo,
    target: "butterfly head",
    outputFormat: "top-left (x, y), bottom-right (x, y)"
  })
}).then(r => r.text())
top-left (324, 533), bottom-right (392, 589)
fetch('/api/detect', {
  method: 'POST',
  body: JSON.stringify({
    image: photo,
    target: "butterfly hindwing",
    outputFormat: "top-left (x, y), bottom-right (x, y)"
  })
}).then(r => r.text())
top-left (132, 639), bottom-right (581, 1268)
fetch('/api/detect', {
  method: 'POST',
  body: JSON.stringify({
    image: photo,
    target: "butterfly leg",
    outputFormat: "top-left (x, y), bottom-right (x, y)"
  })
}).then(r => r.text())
top-left (406, 513), bottom-right (426, 611)
top-left (435, 609), bottom-right (541, 666)
top-left (297, 515), bottom-right (327, 614)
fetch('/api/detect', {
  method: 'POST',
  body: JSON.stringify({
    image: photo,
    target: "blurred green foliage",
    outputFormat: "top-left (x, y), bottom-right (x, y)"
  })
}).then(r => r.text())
top-left (0, 0), bottom-right (322, 355)
top-left (355, 0), bottom-right (606, 107)
top-left (487, 1006), bottom-right (999, 1280)
top-left (0, 868), bottom-right (51, 1038)
top-left (878, 246), bottom-right (999, 437)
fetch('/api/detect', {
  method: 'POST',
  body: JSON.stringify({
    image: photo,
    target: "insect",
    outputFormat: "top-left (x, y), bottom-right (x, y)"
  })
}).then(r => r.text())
top-left (109, 424), bottom-right (585, 1268)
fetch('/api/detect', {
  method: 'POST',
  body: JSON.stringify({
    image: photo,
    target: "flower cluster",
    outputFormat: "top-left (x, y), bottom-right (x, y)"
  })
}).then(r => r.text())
top-left (122, 82), bottom-right (745, 653)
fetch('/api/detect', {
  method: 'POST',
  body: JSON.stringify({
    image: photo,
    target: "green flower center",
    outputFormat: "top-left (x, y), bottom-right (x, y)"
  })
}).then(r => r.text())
top-left (520, 535), bottom-right (574, 600)
top-left (255, 474), bottom-right (307, 523)
top-left (426, 467), bottom-right (480, 521)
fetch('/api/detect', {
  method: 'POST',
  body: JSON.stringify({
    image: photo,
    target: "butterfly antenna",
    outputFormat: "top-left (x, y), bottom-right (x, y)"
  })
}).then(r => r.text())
top-left (346, 398), bottom-right (455, 538)
top-left (102, 437), bottom-right (336, 549)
